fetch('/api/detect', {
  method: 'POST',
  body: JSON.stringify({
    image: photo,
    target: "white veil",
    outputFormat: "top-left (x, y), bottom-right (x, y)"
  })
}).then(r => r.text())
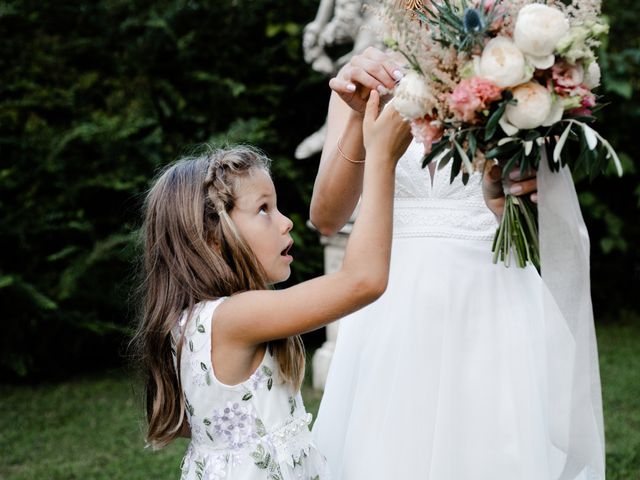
top-left (538, 153), bottom-right (606, 479)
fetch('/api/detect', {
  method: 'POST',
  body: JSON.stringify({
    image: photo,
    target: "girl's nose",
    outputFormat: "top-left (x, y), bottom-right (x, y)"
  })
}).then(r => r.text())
top-left (281, 212), bottom-right (293, 233)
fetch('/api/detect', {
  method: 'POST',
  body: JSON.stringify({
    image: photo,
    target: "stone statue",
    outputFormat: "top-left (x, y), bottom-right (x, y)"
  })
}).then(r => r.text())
top-left (295, 0), bottom-right (382, 159)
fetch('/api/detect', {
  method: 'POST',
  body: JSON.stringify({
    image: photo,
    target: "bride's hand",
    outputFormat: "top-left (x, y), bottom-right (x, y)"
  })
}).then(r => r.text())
top-left (483, 164), bottom-right (538, 219)
top-left (329, 47), bottom-right (405, 115)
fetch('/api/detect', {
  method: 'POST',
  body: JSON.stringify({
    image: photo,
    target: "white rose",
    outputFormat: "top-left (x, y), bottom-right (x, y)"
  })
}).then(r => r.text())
top-left (584, 61), bottom-right (601, 89)
top-left (477, 37), bottom-right (532, 88)
top-left (392, 71), bottom-right (435, 119)
top-left (503, 82), bottom-right (552, 131)
top-left (514, 4), bottom-right (570, 69)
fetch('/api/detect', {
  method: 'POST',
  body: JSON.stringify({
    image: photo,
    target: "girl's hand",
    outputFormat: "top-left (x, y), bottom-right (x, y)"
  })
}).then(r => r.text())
top-left (329, 47), bottom-right (405, 115)
top-left (363, 91), bottom-right (413, 164)
top-left (483, 164), bottom-right (538, 218)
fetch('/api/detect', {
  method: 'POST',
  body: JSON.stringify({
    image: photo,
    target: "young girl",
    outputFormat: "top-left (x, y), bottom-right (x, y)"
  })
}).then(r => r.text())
top-left (133, 91), bottom-right (413, 479)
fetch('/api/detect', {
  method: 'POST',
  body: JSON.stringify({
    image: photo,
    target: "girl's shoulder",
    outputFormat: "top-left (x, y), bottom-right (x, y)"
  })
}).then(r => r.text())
top-left (173, 297), bottom-right (226, 347)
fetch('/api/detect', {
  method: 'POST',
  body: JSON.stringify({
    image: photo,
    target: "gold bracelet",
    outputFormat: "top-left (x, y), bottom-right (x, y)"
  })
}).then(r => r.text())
top-left (337, 137), bottom-right (365, 164)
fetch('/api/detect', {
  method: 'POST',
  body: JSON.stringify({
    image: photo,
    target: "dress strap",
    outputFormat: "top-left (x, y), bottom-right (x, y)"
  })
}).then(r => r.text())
top-left (178, 298), bottom-right (226, 358)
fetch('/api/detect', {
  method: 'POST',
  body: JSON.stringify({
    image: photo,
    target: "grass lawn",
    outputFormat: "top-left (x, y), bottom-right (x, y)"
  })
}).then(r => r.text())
top-left (1, 320), bottom-right (638, 480)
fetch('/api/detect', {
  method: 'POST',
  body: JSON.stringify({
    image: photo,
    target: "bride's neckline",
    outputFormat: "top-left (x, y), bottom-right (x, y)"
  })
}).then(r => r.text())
top-left (427, 161), bottom-right (437, 187)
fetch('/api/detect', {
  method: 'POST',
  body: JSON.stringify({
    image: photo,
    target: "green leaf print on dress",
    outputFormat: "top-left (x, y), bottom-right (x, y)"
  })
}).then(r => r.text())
top-left (250, 444), bottom-right (284, 480)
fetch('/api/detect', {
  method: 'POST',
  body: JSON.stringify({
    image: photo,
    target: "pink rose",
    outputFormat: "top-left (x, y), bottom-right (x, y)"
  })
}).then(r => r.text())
top-left (411, 116), bottom-right (444, 154)
top-left (449, 78), bottom-right (502, 124)
top-left (552, 61), bottom-right (585, 94)
top-left (581, 93), bottom-right (596, 108)
top-left (568, 92), bottom-right (597, 117)
top-left (471, 77), bottom-right (503, 104)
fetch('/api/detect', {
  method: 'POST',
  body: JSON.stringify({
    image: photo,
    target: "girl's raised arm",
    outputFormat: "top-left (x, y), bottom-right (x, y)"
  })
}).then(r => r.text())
top-left (215, 91), bottom-right (411, 346)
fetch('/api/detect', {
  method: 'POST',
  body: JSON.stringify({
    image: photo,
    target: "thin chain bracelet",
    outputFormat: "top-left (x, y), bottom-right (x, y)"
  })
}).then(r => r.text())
top-left (337, 137), bottom-right (365, 164)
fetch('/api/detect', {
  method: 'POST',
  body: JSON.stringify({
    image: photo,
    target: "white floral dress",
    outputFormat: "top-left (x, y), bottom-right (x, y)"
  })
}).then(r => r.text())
top-left (172, 298), bottom-right (330, 480)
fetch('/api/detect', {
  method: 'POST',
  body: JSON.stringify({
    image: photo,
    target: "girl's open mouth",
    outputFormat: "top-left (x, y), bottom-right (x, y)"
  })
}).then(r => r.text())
top-left (281, 242), bottom-right (293, 257)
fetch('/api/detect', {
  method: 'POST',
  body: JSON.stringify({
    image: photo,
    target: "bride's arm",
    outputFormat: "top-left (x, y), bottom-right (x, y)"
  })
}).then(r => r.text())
top-left (310, 94), bottom-right (365, 236)
top-left (310, 48), bottom-right (403, 236)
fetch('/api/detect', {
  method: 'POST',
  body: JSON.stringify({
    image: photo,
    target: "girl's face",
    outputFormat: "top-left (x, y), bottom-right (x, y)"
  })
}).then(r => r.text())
top-left (229, 169), bottom-right (294, 284)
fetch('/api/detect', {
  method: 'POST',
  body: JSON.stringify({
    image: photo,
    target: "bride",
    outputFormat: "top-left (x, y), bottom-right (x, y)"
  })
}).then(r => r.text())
top-left (309, 47), bottom-right (605, 480)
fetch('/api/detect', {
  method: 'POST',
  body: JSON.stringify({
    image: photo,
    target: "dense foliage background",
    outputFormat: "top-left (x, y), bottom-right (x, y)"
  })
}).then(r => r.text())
top-left (0, 0), bottom-right (638, 381)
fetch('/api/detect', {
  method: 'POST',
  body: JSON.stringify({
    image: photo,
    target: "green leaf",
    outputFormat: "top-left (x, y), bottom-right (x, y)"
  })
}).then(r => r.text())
top-left (200, 362), bottom-right (207, 371)
top-left (255, 418), bottom-right (267, 437)
top-left (242, 392), bottom-right (253, 401)
top-left (438, 149), bottom-right (455, 170)
top-left (553, 123), bottom-right (573, 162)
top-left (485, 103), bottom-right (507, 141)
top-left (468, 131), bottom-right (477, 159)
top-left (504, 150), bottom-right (524, 179)
top-left (262, 365), bottom-right (273, 376)
top-left (450, 150), bottom-right (462, 183)
top-left (197, 324), bottom-right (205, 333)
top-left (485, 141), bottom-right (521, 160)
top-left (453, 139), bottom-right (474, 176)
top-left (422, 137), bottom-right (450, 168)
top-left (267, 378), bottom-right (273, 391)
top-left (582, 123), bottom-right (598, 150)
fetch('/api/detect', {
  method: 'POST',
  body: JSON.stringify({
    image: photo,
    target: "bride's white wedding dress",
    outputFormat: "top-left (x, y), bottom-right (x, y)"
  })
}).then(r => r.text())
top-left (312, 141), bottom-right (605, 480)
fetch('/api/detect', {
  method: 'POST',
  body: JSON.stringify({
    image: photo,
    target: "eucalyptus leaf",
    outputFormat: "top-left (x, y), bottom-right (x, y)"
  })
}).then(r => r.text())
top-left (485, 103), bottom-right (507, 141)
top-left (553, 123), bottom-right (573, 163)
top-left (422, 137), bottom-right (450, 168)
top-left (453, 139), bottom-right (474, 176)
top-left (450, 150), bottom-right (462, 183)
top-left (485, 141), bottom-right (521, 159)
top-left (582, 123), bottom-right (598, 150)
top-left (468, 131), bottom-right (477, 159)
top-left (438, 149), bottom-right (455, 170)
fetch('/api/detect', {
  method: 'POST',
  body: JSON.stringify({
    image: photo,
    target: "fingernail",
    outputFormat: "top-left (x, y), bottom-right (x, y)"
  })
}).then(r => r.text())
top-left (509, 170), bottom-right (520, 180)
top-left (377, 85), bottom-right (389, 95)
top-left (510, 184), bottom-right (523, 194)
top-left (393, 69), bottom-right (404, 80)
top-left (346, 83), bottom-right (356, 92)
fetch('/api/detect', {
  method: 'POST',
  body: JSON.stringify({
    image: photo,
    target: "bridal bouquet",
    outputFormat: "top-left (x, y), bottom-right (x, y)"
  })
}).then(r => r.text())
top-left (379, 0), bottom-right (621, 268)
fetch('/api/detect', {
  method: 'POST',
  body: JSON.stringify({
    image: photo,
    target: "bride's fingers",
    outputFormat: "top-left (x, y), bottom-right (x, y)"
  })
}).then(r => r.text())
top-left (508, 167), bottom-right (536, 181)
top-left (329, 77), bottom-right (357, 95)
top-left (360, 47), bottom-right (405, 83)
top-left (356, 58), bottom-right (396, 92)
top-left (508, 177), bottom-right (537, 196)
top-left (483, 164), bottom-right (504, 200)
top-left (344, 65), bottom-right (388, 93)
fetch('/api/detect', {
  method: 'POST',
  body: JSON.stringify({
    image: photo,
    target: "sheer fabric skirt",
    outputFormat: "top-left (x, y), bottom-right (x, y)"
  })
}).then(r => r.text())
top-left (312, 237), bottom-right (602, 480)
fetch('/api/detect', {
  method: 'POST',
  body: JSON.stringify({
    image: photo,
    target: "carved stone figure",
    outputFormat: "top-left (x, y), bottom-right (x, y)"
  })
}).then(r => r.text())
top-left (296, 0), bottom-right (382, 160)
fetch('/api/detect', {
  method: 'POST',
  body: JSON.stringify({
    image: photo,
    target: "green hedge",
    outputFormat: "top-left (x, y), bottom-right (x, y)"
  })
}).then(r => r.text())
top-left (0, 0), bottom-right (638, 380)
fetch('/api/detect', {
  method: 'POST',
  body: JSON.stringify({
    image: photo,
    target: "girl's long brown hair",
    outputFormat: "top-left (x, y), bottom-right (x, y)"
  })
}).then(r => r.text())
top-left (132, 146), bottom-right (305, 448)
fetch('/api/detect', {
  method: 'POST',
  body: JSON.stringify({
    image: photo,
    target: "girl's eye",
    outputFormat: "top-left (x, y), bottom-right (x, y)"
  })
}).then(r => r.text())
top-left (258, 204), bottom-right (269, 216)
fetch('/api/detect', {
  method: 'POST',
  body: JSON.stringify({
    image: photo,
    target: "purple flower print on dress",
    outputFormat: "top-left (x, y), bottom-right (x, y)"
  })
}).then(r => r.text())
top-left (212, 402), bottom-right (260, 450)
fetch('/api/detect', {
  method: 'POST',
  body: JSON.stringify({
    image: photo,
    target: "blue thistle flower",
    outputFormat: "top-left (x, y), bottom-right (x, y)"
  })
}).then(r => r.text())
top-left (463, 8), bottom-right (484, 33)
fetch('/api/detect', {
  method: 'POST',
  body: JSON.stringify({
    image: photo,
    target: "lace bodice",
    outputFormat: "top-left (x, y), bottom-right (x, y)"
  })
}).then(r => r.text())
top-left (393, 141), bottom-right (498, 241)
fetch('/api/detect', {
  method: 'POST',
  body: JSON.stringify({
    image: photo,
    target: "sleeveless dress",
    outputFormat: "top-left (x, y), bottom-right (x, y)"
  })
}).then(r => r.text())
top-left (311, 141), bottom-right (605, 480)
top-left (172, 298), bottom-right (330, 480)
